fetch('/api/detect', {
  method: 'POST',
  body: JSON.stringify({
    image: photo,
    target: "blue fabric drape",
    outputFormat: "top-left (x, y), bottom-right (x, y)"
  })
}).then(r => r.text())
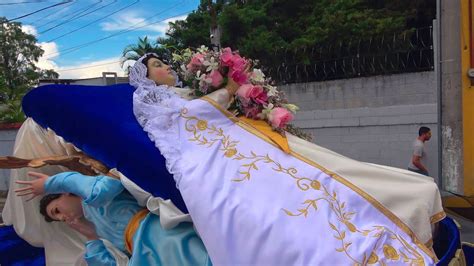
top-left (462, 242), bottom-right (474, 266)
top-left (22, 84), bottom-right (187, 212)
top-left (435, 217), bottom-right (460, 266)
top-left (0, 226), bottom-right (45, 266)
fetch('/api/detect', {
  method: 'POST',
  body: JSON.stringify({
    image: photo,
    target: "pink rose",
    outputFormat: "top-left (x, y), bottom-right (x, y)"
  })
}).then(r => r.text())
top-left (220, 47), bottom-right (248, 72)
top-left (236, 84), bottom-right (253, 101)
top-left (231, 56), bottom-right (247, 72)
top-left (208, 69), bottom-right (224, 88)
top-left (186, 53), bottom-right (204, 71)
top-left (237, 84), bottom-right (268, 104)
top-left (268, 107), bottom-right (294, 128)
top-left (248, 85), bottom-right (268, 104)
top-left (221, 47), bottom-right (234, 67)
top-left (230, 69), bottom-right (248, 85)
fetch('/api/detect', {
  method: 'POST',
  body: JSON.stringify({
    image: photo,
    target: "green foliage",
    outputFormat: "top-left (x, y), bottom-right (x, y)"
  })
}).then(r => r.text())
top-left (0, 80), bottom-right (28, 123)
top-left (40, 69), bottom-right (59, 80)
top-left (0, 17), bottom-right (52, 123)
top-left (155, 0), bottom-right (435, 72)
top-left (121, 36), bottom-right (179, 73)
top-left (160, 6), bottom-right (212, 50)
top-left (0, 17), bottom-right (43, 90)
top-left (0, 99), bottom-right (25, 123)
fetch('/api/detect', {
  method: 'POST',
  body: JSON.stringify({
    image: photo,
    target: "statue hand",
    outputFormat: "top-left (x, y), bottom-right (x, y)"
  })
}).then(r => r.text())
top-left (67, 217), bottom-right (99, 241)
top-left (14, 171), bottom-right (48, 201)
top-left (226, 74), bottom-right (240, 96)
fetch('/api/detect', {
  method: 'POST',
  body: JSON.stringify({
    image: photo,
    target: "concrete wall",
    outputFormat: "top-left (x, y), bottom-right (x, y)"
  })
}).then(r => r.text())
top-left (439, 0), bottom-right (464, 193)
top-left (0, 129), bottom-right (17, 191)
top-left (280, 71), bottom-right (439, 182)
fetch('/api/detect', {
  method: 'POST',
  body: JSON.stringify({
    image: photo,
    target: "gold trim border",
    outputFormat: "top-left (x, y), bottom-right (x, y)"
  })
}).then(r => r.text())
top-left (201, 96), bottom-right (439, 261)
top-left (430, 211), bottom-right (447, 224)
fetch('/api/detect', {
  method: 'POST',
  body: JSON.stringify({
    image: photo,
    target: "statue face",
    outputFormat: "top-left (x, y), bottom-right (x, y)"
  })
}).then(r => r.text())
top-left (146, 57), bottom-right (176, 86)
top-left (46, 193), bottom-right (83, 222)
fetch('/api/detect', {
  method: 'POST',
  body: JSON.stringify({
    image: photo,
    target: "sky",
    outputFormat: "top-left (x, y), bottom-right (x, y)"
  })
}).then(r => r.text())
top-left (0, 0), bottom-right (201, 79)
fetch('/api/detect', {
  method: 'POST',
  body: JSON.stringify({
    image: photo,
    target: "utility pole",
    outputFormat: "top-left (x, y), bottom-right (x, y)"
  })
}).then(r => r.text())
top-left (208, 0), bottom-right (221, 51)
top-left (438, 0), bottom-right (474, 199)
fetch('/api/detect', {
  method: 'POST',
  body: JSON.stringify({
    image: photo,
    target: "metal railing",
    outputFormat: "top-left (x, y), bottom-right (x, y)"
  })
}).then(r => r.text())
top-left (263, 27), bottom-right (434, 84)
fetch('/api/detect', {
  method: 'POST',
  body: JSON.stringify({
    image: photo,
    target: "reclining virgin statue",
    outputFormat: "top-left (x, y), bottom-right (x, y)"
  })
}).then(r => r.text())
top-left (1, 49), bottom-right (446, 265)
top-left (130, 52), bottom-right (444, 265)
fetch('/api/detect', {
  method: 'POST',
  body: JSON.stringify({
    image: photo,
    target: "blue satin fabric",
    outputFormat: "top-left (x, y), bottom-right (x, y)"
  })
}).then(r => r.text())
top-left (22, 83), bottom-right (187, 213)
top-left (434, 217), bottom-right (461, 266)
top-left (462, 242), bottom-right (474, 266)
top-left (44, 172), bottom-right (142, 254)
top-left (0, 226), bottom-right (45, 266)
top-left (130, 214), bottom-right (212, 266)
top-left (44, 172), bottom-right (211, 265)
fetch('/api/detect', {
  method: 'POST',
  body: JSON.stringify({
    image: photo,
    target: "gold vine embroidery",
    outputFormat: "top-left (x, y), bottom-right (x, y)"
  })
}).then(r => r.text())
top-left (180, 109), bottom-right (425, 265)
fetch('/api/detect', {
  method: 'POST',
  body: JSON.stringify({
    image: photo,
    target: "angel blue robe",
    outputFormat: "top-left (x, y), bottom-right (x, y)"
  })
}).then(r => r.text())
top-left (44, 172), bottom-right (212, 266)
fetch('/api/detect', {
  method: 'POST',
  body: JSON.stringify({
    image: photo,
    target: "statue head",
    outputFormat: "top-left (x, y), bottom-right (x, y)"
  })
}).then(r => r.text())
top-left (39, 193), bottom-right (84, 223)
top-left (141, 54), bottom-right (176, 86)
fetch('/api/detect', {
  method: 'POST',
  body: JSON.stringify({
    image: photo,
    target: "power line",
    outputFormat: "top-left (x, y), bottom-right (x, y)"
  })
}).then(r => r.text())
top-left (27, 0), bottom-right (77, 26)
top-left (7, 0), bottom-right (72, 21)
top-left (0, 1), bottom-right (48, 5)
top-left (46, 0), bottom-right (140, 42)
top-left (58, 60), bottom-right (121, 72)
top-left (36, 0), bottom-right (101, 29)
top-left (44, 3), bottom-right (189, 59)
top-left (39, 0), bottom-right (114, 34)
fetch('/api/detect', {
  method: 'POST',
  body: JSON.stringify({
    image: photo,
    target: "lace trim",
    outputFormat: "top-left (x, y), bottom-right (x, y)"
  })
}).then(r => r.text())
top-left (133, 84), bottom-right (187, 187)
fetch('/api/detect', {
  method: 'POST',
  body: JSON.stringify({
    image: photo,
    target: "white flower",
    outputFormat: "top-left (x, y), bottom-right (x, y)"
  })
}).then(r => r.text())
top-left (264, 85), bottom-right (278, 97)
top-left (197, 45), bottom-right (209, 53)
top-left (172, 53), bottom-right (182, 62)
top-left (283, 104), bottom-right (299, 113)
top-left (195, 70), bottom-right (205, 81)
top-left (196, 70), bottom-right (212, 84)
top-left (258, 103), bottom-right (274, 119)
top-left (183, 48), bottom-right (193, 57)
top-left (203, 56), bottom-right (219, 72)
top-left (250, 68), bottom-right (265, 83)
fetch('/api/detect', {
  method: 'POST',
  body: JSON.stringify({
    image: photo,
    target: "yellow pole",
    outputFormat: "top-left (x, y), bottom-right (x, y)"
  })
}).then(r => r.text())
top-left (461, 0), bottom-right (474, 196)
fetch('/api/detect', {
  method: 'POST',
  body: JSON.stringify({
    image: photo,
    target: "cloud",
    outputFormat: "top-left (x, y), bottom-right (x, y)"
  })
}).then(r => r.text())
top-left (19, 25), bottom-right (128, 79)
top-left (37, 42), bottom-right (59, 70)
top-left (56, 57), bottom-right (127, 79)
top-left (20, 24), bottom-right (59, 71)
top-left (21, 24), bottom-right (38, 36)
top-left (101, 12), bottom-right (188, 36)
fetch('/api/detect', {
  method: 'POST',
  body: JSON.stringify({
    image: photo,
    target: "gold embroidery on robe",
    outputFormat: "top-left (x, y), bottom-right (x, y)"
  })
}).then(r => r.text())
top-left (180, 108), bottom-right (428, 265)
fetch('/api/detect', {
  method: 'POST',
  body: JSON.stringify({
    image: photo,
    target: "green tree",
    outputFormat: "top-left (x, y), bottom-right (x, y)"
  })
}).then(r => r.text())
top-left (121, 36), bottom-right (176, 72)
top-left (0, 17), bottom-right (43, 99)
top-left (0, 17), bottom-right (49, 122)
top-left (0, 17), bottom-right (57, 122)
top-left (40, 69), bottom-right (59, 79)
top-left (158, 2), bottom-right (212, 50)
top-left (159, 0), bottom-right (435, 70)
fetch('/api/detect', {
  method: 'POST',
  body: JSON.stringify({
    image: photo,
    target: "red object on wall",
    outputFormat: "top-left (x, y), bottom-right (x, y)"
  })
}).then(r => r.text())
top-left (0, 122), bottom-right (22, 130)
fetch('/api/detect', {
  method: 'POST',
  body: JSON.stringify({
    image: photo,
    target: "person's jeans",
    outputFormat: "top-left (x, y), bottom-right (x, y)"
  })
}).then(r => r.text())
top-left (408, 167), bottom-right (429, 176)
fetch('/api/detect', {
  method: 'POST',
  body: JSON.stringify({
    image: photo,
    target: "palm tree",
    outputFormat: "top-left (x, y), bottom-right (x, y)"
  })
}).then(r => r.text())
top-left (121, 37), bottom-right (156, 65)
top-left (120, 37), bottom-right (173, 71)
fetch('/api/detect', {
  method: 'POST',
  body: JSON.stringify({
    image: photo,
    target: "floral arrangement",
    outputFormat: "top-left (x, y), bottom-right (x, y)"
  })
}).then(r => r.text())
top-left (171, 46), bottom-right (311, 140)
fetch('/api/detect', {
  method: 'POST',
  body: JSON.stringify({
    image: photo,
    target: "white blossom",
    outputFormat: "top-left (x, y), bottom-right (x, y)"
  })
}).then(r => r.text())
top-left (197, 45), bottom-right (209, 53)
top-left (258, 103), bottom-right (274, 119)
top-left (284, 104), bottom-right (299, 113)
top-left (264, 85), bottom-right (278, 97)
top-left (203, 56), bottom-right (219, 72)
top-left (250, 68), bottom-right (265, 83)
